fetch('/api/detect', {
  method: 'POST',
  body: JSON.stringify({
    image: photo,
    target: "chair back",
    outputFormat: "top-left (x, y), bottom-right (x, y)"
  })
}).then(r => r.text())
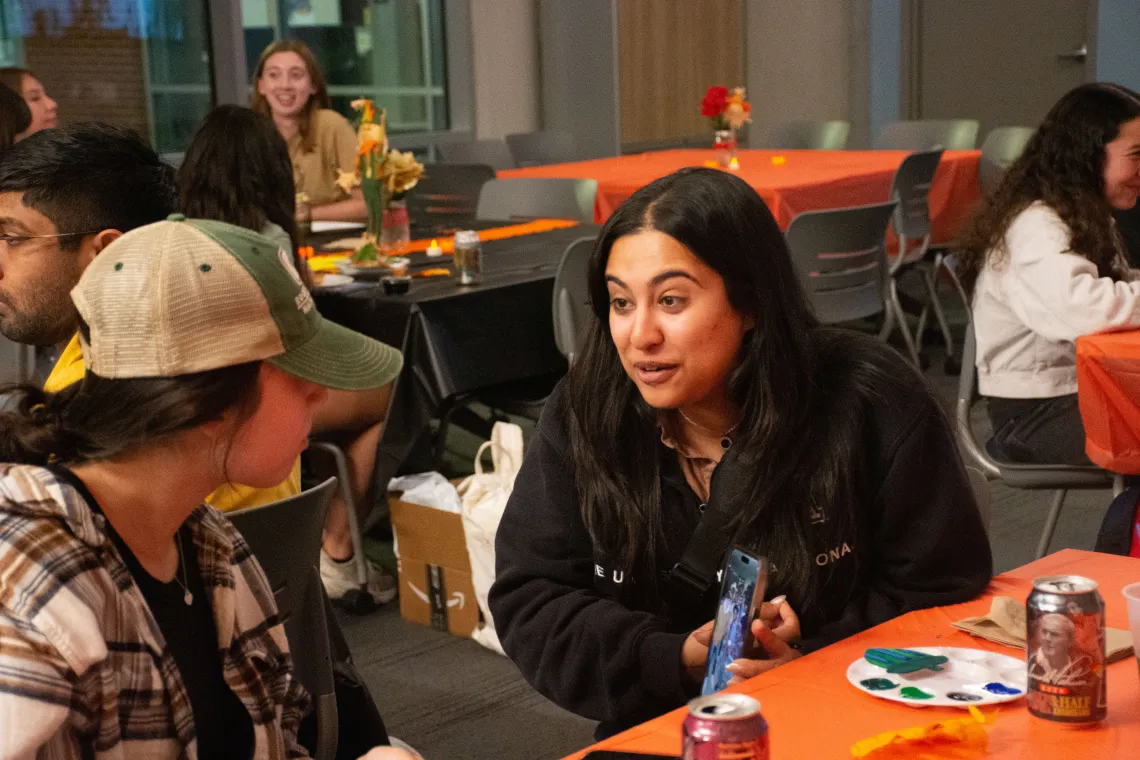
top-left (476, 177), bottom-right (597, 224)
top-left (784, 201), bottom-right (897, 324)
top-left (889, 149), bottom-right (943, 255)
top-left (505, 130), bottom-right (580, 167)
top-left (228, 478), bottom-right (339, 760)
top-left (874, 119), bottom-right (979, 151)
top-left (957, 323), bottom-right (1001, 478)
top-left (437, 139), bottom-right (516, 171)
top-left (979, 126), bottom-right (1034, 195)
top-left (405, 163), bottom-right (495, 227)
top-left (766, 120), bottom-right (850, 150)
top-left (551, 236), bottom-right (597, 363)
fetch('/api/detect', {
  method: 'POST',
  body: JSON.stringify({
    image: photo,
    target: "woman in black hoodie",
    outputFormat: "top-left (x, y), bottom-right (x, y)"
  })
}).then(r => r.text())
top-left (489, 168), bottom-right (992, 737)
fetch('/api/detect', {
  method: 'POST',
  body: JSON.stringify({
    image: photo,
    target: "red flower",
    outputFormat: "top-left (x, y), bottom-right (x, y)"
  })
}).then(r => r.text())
top-left (701, 86), bottom-right (729, 117)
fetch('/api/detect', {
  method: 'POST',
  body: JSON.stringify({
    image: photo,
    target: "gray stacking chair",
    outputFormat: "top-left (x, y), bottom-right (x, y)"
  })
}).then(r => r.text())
top-left (436, 235), bottom-right (598, 466)
top-left (881, 149), bottom-right (945, 367)
top-left (405, 163), bottom-right (496, 228)
top-left (505, 130), bottom-right (581, 167)
top-left (874, 119), bottom-right (980, 151)
top-left (765, 120), bottom-right (851, 150)
top-left (979, 126), bottom-right (1035, 195)
top-left (784, 201), bottom-right (897, 324)
top-left (551, 236), bottom-right (598, 365)
top-left (437, 139), bottom-right (516, 171)
top-left (228, 478), bottom-right (340, 760)
top-left (476, 177), bottom-right (597, 224)
top-left (956, 323), bottom-right (1114, 558)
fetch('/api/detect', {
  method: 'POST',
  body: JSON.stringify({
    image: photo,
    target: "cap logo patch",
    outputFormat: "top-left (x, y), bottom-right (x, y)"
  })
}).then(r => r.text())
top-left (278, 246), bottom-right (315, 314)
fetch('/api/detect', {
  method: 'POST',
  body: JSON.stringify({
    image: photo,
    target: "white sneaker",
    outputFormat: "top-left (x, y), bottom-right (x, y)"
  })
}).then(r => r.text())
top-left (319, 549), bottom-right (398, 604)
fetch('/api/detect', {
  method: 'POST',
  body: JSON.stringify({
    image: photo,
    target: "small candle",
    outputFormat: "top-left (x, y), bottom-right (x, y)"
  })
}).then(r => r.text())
top-left (426, 238), bottom-right (443, 257)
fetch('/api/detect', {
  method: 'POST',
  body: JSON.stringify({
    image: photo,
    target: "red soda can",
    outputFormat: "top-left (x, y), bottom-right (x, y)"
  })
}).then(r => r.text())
top-left (682, 693), bottom-right (769, 760)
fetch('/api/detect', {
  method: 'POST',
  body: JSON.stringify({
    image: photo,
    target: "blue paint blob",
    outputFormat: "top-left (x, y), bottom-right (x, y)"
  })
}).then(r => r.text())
top-left (983, 682), bottom-right (1022, 696)
top-left (946, 692), bottom-right (983, 702)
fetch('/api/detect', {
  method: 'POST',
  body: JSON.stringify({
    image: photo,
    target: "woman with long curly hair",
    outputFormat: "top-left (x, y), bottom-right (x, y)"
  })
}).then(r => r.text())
top-left (957, 83), bottom-right (1140, 465)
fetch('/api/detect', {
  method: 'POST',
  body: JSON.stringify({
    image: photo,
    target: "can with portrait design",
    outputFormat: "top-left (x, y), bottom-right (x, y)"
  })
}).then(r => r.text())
top-left (1026, 575), bottom-right (1106, 723)
top-left (682, 693), bottom-right (769, 760)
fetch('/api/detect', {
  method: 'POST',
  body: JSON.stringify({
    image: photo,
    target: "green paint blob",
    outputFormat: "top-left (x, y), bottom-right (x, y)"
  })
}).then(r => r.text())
top-left (860, 678), bottom-right (898, 691)
top-left (899, 687), bottom-right (934, 700)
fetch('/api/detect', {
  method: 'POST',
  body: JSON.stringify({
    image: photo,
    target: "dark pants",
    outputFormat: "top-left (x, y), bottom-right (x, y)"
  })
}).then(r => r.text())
top-left (985, 394), bottom-right (1092, 466)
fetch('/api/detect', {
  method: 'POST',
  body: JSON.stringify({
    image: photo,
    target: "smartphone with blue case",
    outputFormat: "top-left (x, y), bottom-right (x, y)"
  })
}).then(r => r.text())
top-left (700, 547), bottom-right (769, 696)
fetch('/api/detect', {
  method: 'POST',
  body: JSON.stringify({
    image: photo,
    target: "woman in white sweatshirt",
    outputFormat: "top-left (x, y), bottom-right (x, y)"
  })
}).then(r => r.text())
top-left (958, 83), bottom-right (1140, 464)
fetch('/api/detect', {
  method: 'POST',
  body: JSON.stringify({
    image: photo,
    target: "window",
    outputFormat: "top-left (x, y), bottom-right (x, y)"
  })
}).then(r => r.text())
top-left (243, 0), bottom-right (448, 134)
top-left (0, 0), bottom-right (215, 154)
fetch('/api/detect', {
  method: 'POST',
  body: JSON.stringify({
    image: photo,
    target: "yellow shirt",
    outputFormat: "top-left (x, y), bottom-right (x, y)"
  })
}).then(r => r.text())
top-left (44, 334), bottom-right (302, 512)
top-left (290, 108), bottom-right (359, 207)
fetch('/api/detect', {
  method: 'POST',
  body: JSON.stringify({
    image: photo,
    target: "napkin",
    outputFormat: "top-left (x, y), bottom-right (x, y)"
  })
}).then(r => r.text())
top-left (953, 596), bottom-right (1133, 663)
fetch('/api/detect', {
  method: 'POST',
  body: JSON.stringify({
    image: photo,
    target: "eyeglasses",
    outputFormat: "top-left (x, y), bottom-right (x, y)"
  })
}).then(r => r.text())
top-left (0, 231), bottom-right (100, 248)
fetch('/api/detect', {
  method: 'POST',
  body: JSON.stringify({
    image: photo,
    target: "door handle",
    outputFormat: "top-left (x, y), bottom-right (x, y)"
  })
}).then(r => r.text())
top-left (1057, 44), bottom-right (1087, 62)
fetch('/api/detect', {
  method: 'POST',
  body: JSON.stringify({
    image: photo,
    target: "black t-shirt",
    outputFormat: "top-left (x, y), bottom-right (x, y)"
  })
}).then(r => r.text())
top-left (50, 466), bottom-right (254, 760)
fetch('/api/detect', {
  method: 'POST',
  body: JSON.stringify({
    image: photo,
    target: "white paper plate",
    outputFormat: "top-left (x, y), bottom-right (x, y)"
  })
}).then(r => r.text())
top-left (846, 647), bottom-right (1027, 708)
top-left (311, 221), bottom-right (365, 233)
top-left (317, 273), bottom-right (353, 287)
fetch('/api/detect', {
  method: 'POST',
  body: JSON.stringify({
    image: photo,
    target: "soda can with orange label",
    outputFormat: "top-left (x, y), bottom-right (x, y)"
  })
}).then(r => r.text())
top-left (1026, 575), bottom-right (1106, 724)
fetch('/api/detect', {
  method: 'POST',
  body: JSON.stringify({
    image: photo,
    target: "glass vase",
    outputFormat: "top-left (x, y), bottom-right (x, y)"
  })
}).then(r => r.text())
top-left (361, 177), bottom-right (385, 243)
top-left (380, 199), bottom-right (411, 253)
top-left (714, 128), bottom-right (738, 168)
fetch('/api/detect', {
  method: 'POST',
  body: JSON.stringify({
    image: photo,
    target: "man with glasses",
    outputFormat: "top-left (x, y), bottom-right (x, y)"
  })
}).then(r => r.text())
top-left (0, 123), bottom-right (303, 512)
top-left (0, 123), bottom-right (175, 377)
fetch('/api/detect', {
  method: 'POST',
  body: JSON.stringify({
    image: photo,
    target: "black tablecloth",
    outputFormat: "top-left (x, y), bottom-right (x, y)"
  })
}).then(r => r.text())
top-left (313, 224), bottom-right (599, 497)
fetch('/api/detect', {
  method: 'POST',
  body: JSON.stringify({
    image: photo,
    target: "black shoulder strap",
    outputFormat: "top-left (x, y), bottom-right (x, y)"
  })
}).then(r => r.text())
top-left (666, 444), bottom-right (750, 610)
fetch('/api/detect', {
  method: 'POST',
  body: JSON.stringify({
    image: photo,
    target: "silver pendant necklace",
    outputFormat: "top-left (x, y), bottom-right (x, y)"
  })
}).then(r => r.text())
top-left (172, 532), bottom-right (193, 606)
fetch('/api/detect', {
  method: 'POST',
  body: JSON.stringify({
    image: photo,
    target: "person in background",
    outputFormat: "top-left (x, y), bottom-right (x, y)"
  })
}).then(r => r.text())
top-left (252, 40), bottom-right (367, 222)
top-left (0, 81), bottom-right (31, 152)
top-left (0, 216), bottom-right (411, 760)
top-left (0, 67), bottom-right (57, 139)
top-left (178, 104), bottom-right (400, 605)
top-left (489, 168), bottom-right (992, 737)
top-left (958, 82), bottom-right (1140, 465)
top-left (0, 122), bottom-right (298, 514)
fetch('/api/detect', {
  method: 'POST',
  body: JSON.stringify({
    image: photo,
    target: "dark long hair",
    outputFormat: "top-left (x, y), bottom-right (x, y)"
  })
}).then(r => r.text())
top-left (0, 328), bottom-right (260, 467)
top-left (0, 362), bottom-right (259, 464)
top-left (179, 105), bottom-right (297, 248)
top-left (566, 168), bottom-right (885, 608)
top-left (957, 82), bottom-right (1140, 294)
top-left (250, 39), bottom-right (332, 155)
top-left (0, 81), bottom-right (30, 152)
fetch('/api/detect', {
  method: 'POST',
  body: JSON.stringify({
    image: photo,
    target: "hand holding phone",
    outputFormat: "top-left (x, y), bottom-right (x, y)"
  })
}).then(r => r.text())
top-left (700, 548), bottom-right (768, 696)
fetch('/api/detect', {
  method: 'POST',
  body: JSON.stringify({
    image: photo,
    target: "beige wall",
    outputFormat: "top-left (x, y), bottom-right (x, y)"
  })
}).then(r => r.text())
top-left (745, 0), bottom-right (871, 147)
top-left (470, 0), bottom-right (539, 139)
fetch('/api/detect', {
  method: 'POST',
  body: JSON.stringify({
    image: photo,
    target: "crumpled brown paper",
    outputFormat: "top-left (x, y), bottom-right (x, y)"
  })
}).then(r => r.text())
top-left (953, 596), bottom-right (1133, 663)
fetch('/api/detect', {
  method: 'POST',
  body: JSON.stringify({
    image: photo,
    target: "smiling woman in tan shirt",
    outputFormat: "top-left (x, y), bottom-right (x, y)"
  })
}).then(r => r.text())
top-left (251, 40), bottom-right (366, 222)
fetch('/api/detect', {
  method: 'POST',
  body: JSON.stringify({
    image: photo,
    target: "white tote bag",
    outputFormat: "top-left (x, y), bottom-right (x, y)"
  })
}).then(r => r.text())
top-left (457, 421), bottom-right (524, 654)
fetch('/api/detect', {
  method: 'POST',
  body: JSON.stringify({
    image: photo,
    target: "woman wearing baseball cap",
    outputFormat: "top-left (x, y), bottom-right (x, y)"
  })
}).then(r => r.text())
top-left (0, 216), bottom-right (411, 759)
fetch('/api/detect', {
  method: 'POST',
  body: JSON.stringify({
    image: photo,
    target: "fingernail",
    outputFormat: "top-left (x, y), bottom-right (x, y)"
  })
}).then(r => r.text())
top-left (769, 595), bottom-right (786, 606)
top-left (725, 663), bottom-right (741, 674)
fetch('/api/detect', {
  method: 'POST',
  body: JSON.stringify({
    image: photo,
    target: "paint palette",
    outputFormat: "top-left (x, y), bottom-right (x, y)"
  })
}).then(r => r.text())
top-left (846, 646), bottom-right (1027, 708)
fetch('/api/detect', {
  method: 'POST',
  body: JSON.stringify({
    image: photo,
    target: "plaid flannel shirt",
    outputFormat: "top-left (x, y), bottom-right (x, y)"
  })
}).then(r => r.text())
top-left (0, 464), bottom-right (311, 759)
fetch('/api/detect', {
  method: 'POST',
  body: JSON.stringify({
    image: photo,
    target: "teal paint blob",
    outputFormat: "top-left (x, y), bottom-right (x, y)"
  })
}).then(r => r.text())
top-left (899, 687), bottom-right (934, 700)
top-left (860, 678), bottom-right (898, 691)
top-left (983, 682), bottom-right (1022, 696)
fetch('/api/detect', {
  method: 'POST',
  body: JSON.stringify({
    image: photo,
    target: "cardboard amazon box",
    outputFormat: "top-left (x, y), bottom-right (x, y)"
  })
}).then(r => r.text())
top-left (389, 488), bottom-right (479, 638)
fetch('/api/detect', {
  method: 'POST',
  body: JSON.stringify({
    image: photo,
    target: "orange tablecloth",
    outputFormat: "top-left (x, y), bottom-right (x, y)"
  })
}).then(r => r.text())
top-left (501, 149), bottom-right (980, 243)
top-left (306, 218), bottom-right (580, 272)
top-left (1077, 330), bottom-right (1140, 473)
top-left (564, 549), bottom-right (1140, 759)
